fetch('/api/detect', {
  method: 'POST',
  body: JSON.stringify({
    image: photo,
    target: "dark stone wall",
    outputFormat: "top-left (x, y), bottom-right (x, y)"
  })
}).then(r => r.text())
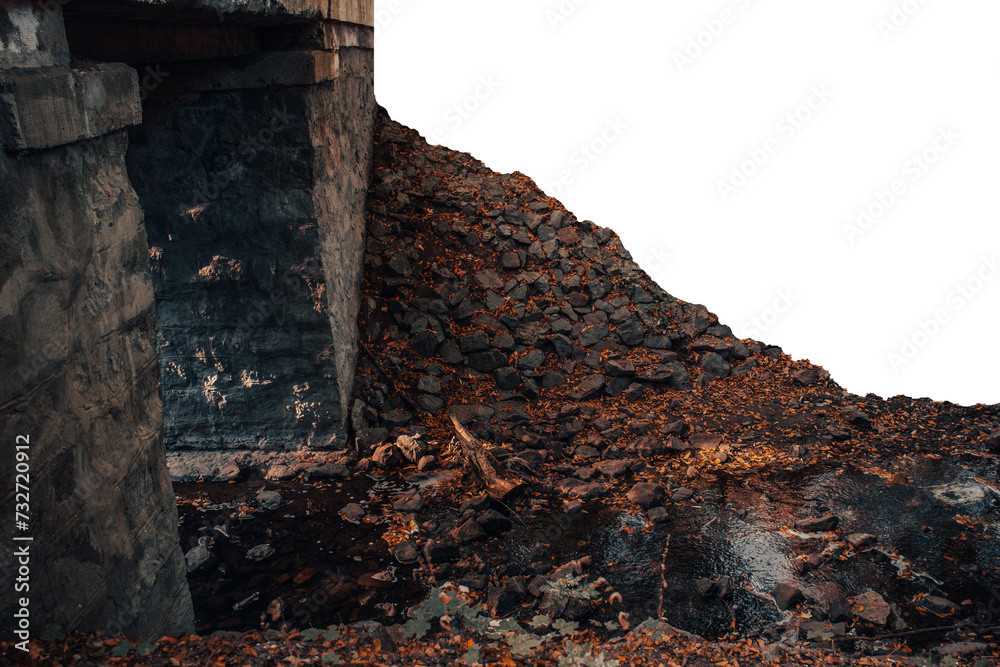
top-left (126, 39), bottom-right (375, 456)
top-left (0, 0), bottom-right (374, 640)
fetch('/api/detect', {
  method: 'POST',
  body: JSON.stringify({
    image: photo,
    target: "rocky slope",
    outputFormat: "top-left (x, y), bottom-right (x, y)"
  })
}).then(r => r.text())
top-left (339, 110), bottom-right (1000, 661)
top-left (352, 110), bottom-right (998, 477)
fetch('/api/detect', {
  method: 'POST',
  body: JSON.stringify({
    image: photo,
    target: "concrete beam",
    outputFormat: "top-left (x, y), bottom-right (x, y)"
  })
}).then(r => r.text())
top-left (0, 63), bottom-right (141, 151)
top-left (145, 49), bottom-right (338, 96)
top-left (265, 19), bottom-right (373, 52)
top-left (64, 21), bottom-right (261, 64)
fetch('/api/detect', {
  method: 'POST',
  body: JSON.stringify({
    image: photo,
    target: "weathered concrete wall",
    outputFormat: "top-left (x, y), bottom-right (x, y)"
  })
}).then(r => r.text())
top-left (0, 0), bottom-right (375, 641)
top-left (125, 21), bottom-right (375, 458)
top-left (0, 2), bottom-right (193, 640)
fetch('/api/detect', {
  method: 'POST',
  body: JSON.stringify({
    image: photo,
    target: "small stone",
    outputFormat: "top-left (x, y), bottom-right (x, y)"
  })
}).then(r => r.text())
top-left (450, 404), bottom-right (494, 424)
top-left (255, 490), bottom-right (284, 510)
top-left (372, 443), bottom-right (402, 469)
top-left (486, 585), bottom-right (522, 616)
top-left (841, 406), bottom-right (873, 428)
top-left (409, 330), bottom-right (438, 357)
top-left (934, 642), bottom-right (990, 657)
top-left (494, 367), bottom-right (521, 390)
top-left (919, 596), bottom-right (958, 615)
top-left (395, 435), bottom-right (427, 463)
top-left (665, 437), bottom-right (689, 452)
top-left (393, 541), bottom-right (419, 564)
top-left (846, 533), bottom-right (877, 549)
top-left (593, 460), bottom-right (630, 478)
top-left (688, 434), bottom-right (723, 449)
top-left (644, 335), bottom-right (672, 350)
top-left (579, 322), bottom-right (609, 347)
top-left (439, 341), bottom-right (463, 364)
top-left (984, 430), bottom-right (1000, 452)
top-left (417, 395), bottom-right (444, 414)
top-left (460, 494), bottom-right (491, 514)
top-left (493, 332), bottom-right (516, 351)
top-left (626, 436), bottom-right (665, 456)
top-left (501, 251), bottom-right (522, 269)
top-left (423, 538), bottom-right (460, 563)
top-left (604, 359), bottom-right (635, 377)
top-left (246, 544), bottom-right (275, 562)
top-left (800, 620), bottom-right (847, 640)
top-left (475, 269), bottom-right (505, 291)
top-left (699, 352), bottom-right (730, 380)
top-left (416, 375), bottom-right (442, 394)
top-left (850, 591), bottom-right (890, 625)
top-left (305, 462), bottom-right (349, 479)
top-left (627, 482), bottom-right (665, 508)
top-left (795, 515), bottom-right (839, 532)
top-left (564, 500), bottom-right (584, 514)
top-left (828, 596), bottom-right (851, 623)
top-left (556, 478), bottom-right (608, 500)
top-left (451, 518), bottom-right (486, 543)
top-left (569, 374), bottom-right (605, 400)
top-left (549, 334), bottom-right (574, 358)
top-left (541, 371), bottom-right (565, 388)
top-left (340, 503), bottom-right (366, 522)
top-left (604, 375), bottom-right (631, 397)
top-left (469, 350), bottom-right (508, 372)
top-left (185, 541), bottom-right (213, 572)
top-left (772, 582), bottom-right (804, 610)
top-left (616, 319), bottom-right (644, 346)
top-left (671, 487), bottom-right (694, 502)
top-left (476, 509), bottom-right (512, 534)
top-left (646, 506), bottom-right (670, 524)
top-left (459, 330), bottom-right (492, 353)
top-left (517, 349), bottom-right (545, 371)
top-left (393, 490), bottom-right (424, 512)
top-left (791, 367), bottom-right (827, 386)
top-left (635, 364), bottom-right (677, 383)
top-left (624, 383), bottom-right (646, 401)
top-left (694, 578), bottom-right (717, 597)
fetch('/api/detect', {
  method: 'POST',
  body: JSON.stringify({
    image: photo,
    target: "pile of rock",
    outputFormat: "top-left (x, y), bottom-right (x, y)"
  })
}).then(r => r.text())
top-left (352, 112), bottom-right (786, 465)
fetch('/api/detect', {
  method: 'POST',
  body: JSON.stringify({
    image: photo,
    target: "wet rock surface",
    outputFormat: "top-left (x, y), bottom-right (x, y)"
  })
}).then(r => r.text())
top-left (175, 476), bottom-right (423, 634)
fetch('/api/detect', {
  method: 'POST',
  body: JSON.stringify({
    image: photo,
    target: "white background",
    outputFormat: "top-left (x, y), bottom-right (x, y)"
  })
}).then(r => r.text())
top-left (373, 0), bottom-right (1000, 407)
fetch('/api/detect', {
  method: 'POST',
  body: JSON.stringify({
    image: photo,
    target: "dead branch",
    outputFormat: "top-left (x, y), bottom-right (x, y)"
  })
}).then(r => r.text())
top-left (448, 413), bottom-right (524, 501)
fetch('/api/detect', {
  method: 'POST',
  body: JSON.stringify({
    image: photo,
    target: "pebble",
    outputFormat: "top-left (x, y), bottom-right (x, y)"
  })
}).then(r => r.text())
top-left (340, 503), bottom-right (366, 523)
top-left (246, 544), bottom-right (275, 561)
top-left (255, 490), bottom-right (284, 510)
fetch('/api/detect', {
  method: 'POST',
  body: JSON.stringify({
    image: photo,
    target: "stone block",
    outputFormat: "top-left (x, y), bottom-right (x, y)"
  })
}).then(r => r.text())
top-left (0, 63), bottom-right (140, 150)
